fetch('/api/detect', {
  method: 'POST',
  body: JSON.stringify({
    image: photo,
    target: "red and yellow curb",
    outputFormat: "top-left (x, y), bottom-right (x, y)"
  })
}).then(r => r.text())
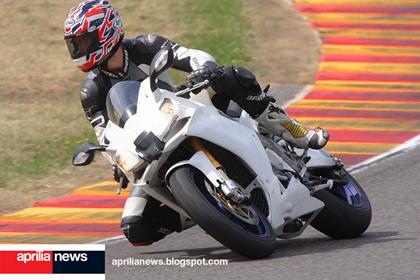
top-left (0, 181), bottom-right (126, 244)
top-left (1, 0), bottom-right (419, 243)
top-left (292, 0), bottom-right (420, 165)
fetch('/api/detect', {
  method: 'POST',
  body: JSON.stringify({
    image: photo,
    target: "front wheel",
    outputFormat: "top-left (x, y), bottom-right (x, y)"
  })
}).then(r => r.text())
top-left (309, 168), bottom-right (372, 239)
top-left (168, 166), bottom-right (276, 259)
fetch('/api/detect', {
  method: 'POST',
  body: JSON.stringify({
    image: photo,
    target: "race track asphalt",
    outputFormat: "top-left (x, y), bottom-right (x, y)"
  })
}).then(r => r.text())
top-left (104, 144), bottom-right (420, 280)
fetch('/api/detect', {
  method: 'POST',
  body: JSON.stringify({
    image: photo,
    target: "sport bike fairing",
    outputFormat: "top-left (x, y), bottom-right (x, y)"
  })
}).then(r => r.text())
top-left (104, 77), bottom-right (325, 236)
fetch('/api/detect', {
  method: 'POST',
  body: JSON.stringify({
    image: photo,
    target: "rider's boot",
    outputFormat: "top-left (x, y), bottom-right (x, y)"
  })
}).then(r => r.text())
top-left (255, 101), bottom-right (329, 149)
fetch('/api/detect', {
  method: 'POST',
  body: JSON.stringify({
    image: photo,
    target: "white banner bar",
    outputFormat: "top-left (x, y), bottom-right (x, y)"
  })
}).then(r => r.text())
top-left (0, 244), bottom-right (105, 251)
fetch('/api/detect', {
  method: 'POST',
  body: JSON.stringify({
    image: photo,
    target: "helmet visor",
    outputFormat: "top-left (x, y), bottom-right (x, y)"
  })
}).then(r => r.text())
top-left (65, 31), bottom-right (99, 59)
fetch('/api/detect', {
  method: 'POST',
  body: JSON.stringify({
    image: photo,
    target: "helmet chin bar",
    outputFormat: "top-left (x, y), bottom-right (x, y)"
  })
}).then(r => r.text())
top-left (100, 35), bottom-right (124, 69)
top-left (73, 56), bottom-right (87, 67)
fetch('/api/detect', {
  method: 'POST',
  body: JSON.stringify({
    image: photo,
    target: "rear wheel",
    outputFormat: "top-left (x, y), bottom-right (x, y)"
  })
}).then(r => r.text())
top-left (168, 166), bottom-right (276, 259)
top-left (309, 168), bottom-right (372, 238)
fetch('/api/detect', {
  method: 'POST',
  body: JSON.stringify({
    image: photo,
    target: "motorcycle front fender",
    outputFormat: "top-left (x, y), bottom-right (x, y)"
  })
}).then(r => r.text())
top-left (165, 151), bottom-right (227, 189)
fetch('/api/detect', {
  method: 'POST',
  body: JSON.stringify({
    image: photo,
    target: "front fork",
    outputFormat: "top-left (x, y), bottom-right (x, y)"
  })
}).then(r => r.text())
top-left (188, 137), bottom-right (250, 203)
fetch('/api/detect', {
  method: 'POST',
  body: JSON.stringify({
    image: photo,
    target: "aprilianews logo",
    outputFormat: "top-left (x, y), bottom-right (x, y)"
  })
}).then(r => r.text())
top-left (0, 244), bottom-right (105, 280)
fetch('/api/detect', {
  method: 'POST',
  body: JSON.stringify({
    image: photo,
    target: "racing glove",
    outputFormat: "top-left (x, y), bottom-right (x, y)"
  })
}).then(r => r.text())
top-left (113, 164), bottom-right (129, 189)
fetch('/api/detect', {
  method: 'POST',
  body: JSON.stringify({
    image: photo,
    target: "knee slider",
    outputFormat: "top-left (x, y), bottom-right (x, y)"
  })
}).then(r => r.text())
top-left (121, 215), bottom-right (154, 245)
top-left (121, 215), bottom-right (141, 242)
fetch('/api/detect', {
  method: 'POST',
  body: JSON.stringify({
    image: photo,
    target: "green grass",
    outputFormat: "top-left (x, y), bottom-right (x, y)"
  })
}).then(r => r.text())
top-left (0, 131), bottom-right (96, 188)
top-left (178, 0), bottom-right (249, 66)
top-left (170, 0), bottom-right (249, 83)
top-left (174, 0), bottom-right (249, 65)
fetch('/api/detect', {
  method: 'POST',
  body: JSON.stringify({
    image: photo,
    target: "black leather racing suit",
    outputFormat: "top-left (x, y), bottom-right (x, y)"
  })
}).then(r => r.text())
top-left (79, 34), bottom-right (271, 245)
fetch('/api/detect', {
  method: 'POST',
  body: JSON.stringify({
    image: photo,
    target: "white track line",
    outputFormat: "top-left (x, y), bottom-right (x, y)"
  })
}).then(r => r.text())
top-left (282, 84), bottom-right (314, 108)
top-left (348, 134), bottom-right (420, 174)
top-left (92, 235), bottom-right (125, 244)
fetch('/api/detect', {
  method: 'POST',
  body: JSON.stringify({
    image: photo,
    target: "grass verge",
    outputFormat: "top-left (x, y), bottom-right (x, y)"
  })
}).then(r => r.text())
top-left (0, 131), bottom-right (96, 188)
top-left (170, 0), bottom-right (249, 83)
top-left (175, 0), bottom-right (249, 66)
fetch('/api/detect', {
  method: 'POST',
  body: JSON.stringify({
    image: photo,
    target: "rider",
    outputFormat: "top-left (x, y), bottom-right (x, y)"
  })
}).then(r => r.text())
top-left (64, 0), bottom-right (329, 246)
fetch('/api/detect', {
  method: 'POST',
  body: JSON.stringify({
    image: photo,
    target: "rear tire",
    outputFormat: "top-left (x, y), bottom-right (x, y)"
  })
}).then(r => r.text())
top-left (168, 166), bottom-right (276, 259)
top-left (310, 169), bottom-right (372, 239)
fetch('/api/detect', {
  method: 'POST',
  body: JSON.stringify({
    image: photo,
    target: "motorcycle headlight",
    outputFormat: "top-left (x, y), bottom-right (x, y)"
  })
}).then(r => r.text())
top-left (116, 148), bottom-right (145, 173)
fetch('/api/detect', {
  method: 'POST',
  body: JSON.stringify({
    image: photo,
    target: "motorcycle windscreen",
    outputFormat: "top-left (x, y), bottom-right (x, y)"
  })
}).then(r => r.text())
top-left (106, 81), bottom-right (141, 127)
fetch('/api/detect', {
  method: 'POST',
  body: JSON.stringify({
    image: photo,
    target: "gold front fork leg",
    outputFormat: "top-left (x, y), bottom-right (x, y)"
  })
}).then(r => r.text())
top-left (189, 137), bottom-right (229, 180)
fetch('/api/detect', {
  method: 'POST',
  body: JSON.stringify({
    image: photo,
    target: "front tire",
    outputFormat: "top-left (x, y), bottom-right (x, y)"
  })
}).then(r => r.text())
top-left (310, 168), bottom-right (372, 239)
top-left (168, 166), bottom-right (276, 259)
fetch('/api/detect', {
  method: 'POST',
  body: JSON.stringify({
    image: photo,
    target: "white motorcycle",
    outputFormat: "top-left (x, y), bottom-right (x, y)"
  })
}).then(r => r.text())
top-left (73, 46), bottom-right (371, 259)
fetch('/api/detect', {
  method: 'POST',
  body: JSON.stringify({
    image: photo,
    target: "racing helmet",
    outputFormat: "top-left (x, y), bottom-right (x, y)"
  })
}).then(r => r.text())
top-left (64, 0), bottom-right (124, 72)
